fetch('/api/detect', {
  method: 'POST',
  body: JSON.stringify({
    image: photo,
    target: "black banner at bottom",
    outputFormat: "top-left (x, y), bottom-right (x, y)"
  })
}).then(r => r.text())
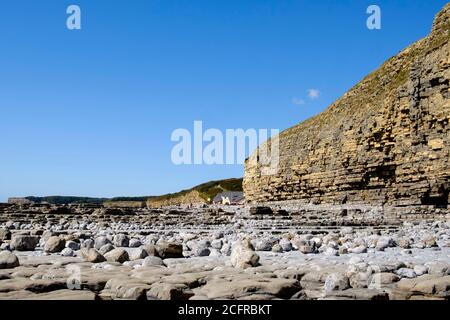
top-left (1, 300), bottom-right (448, 319)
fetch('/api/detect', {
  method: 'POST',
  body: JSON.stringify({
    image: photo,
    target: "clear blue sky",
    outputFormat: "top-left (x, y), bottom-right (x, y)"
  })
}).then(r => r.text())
top-left (0, 0), bottom-right (448, 202)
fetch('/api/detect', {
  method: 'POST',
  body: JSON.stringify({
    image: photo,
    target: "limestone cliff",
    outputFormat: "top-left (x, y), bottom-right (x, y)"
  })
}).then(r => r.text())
top-left (103, 200), bottom-right (146, 208)
top-left (147, 190), bottom-right (206, 208)
top-left (244, 4), bottom-right (450, 209)
top-left (146, 178), bottom-right (243, 208)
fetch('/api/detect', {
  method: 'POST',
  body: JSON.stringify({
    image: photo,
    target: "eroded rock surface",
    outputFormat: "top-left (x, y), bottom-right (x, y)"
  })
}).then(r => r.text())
top-left (0, 200), bottom-right (449, 300)
top-left (244, 3), bottom-right (450, 214)
top-left (0, 3), bottom-right (449, 302)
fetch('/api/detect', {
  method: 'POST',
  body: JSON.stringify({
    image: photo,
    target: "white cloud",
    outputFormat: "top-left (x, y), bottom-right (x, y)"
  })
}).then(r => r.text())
top-left (292, 98), bottom-right (305, 106)
top-left (308, 89), bottom-right (320, 99)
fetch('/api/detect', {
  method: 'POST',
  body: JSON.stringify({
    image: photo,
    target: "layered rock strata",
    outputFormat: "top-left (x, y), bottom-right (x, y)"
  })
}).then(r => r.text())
top-left (244, 4), bottom-right (450, 212)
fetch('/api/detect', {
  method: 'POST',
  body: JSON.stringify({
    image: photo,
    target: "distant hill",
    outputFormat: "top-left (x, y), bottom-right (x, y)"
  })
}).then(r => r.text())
top-left (24, 196), bottom-right (108, 205)
top-left (147, 178), bottom-right (243, 207)
top-left (11, 178), bottom-right (243, 207)
top-left (21, 196), bottom-right (148, 205)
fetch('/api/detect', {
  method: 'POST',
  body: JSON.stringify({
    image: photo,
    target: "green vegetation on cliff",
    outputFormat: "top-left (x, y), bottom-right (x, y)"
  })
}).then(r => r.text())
top-left (148, 178), bottom-right (243, 204)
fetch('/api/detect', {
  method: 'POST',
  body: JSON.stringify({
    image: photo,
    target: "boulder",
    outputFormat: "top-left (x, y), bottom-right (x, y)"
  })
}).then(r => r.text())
top-left (426, 262), bottom-right (449, 276)
top-left (127, 248), bottom-right (148, 261)
top-left (94, 236), bottom-right (111, 250)
top-left (413, 265), bottom-right (428, 276)
top-left (396, 268), bottom-right (417, 279)
top-left (421, 235), bottom-right (438, 248)
top-left (44, 236), bottom-right (66, 253)
top-left (147, 283), bottom-right (194, 300)
top-left (375, 236), bottom-right (394, 251)
top-left (279, 238), bottom-right (293, 252)
top-left (129, 239), bottom-right (142, 248)
top-left (113, 234), bottom-right (129, 247)
top-left (0, 251), bottom-right (20, 269)
top-left (211, 240), bottom-right (223, 250)
top-left (272, 244), bottom-right (283, 253)
top-left (220, 243), bottom-right (232, 256)
top-left (80, 248), bottom-right (106, 263)
top-left (0, 228), bottom-right (11, 241)
top-left (81, 239), bottom-right (94, 249)
top-left (155, 242), bottom-right (183, 259)
top-left (324, 273), bottom-right (350, 293)
top-left (104, 248), bottom-right (129, 263)
top-left (253, 238), bottom-right (275, 251)
top-left (142, 244), bottom-right (159, 257)
top-left (249, 206), bottom-right (273, 215)
top-left (298, 244), bottom-right (316, 254)
top-left (142, 256), bottom-right (165, 267)
top-left (350, 245), bottom-right (367, 254)
top-left (230, 240), bottom-right (260, 269)
top-left (99, 244), bottom-right (115, 255)
top-left (65, 240), bottom-right (80, 251)
top-left (398, 238), bottom-right (411, 249)
top-left (10, 235), bottom-right (40, 251)
top-left (323, 247), bottom-right (339, 256)
top-left (61, 248), bottom-right (74, 257)
top-left (191, 247), bottom-right (210, 257)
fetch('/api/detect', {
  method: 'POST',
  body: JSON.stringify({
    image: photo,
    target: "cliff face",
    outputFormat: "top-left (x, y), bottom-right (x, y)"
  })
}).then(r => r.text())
top-left (147, 190), bottom-right (206, 208)
top-left (8, 198), bottom-right (35, 205)
top-left (103, 201), bottom-right (146, 208)
top-left (244, 4), bottom-right (450, 208)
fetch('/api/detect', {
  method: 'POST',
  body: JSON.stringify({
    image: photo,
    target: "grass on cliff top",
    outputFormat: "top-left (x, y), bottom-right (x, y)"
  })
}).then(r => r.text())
top-left (148, 178), bottom-right (243, 203)
top-left (281, 21), bottom-right (450, 141)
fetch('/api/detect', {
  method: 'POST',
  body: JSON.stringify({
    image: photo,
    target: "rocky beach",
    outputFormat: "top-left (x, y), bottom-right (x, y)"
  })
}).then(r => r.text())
top-left (0, 203), bottom-right (449, 300)
top-left (1, 2), bottom-right (449, 302)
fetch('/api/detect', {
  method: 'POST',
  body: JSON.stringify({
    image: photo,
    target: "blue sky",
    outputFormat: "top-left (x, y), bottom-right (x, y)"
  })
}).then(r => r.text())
top-left (0, 0), bottom-right (448, 201)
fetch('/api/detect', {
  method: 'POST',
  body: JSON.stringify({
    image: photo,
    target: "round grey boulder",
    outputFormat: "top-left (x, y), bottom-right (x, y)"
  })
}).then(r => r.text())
top-left (0, 229), bottom-right (11, 241)
top-left (81, 239), bottom-right (95, 249)
top-left (99, 244), bottom-right (115, 255)
top-left (66, 240), bottom-right (80, 250)
top-left (0, 251), bottom-right (20, 269)
top-left (113, 234), bottom-right (129, 247)
top-left (94, 236), bottom-right (112, 250)
top-left (129, 239), bottom-right (142, 248)
top-left (192, 247), bottom-right (210, 257)
top-left (155, 241), bottom-right (183, 259)
top-left (10, 235), bottom-right (40, 251)
top-left (61, 248), bottom-right (74, 257)
top-left (127, 248), bottom-right (148, 261)
top-left (211, 239), bottom-right (223, 250)
top-left (142, 256), bottom-right (165, 267)
top-left (279, 239), bottom-right (293, 252)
